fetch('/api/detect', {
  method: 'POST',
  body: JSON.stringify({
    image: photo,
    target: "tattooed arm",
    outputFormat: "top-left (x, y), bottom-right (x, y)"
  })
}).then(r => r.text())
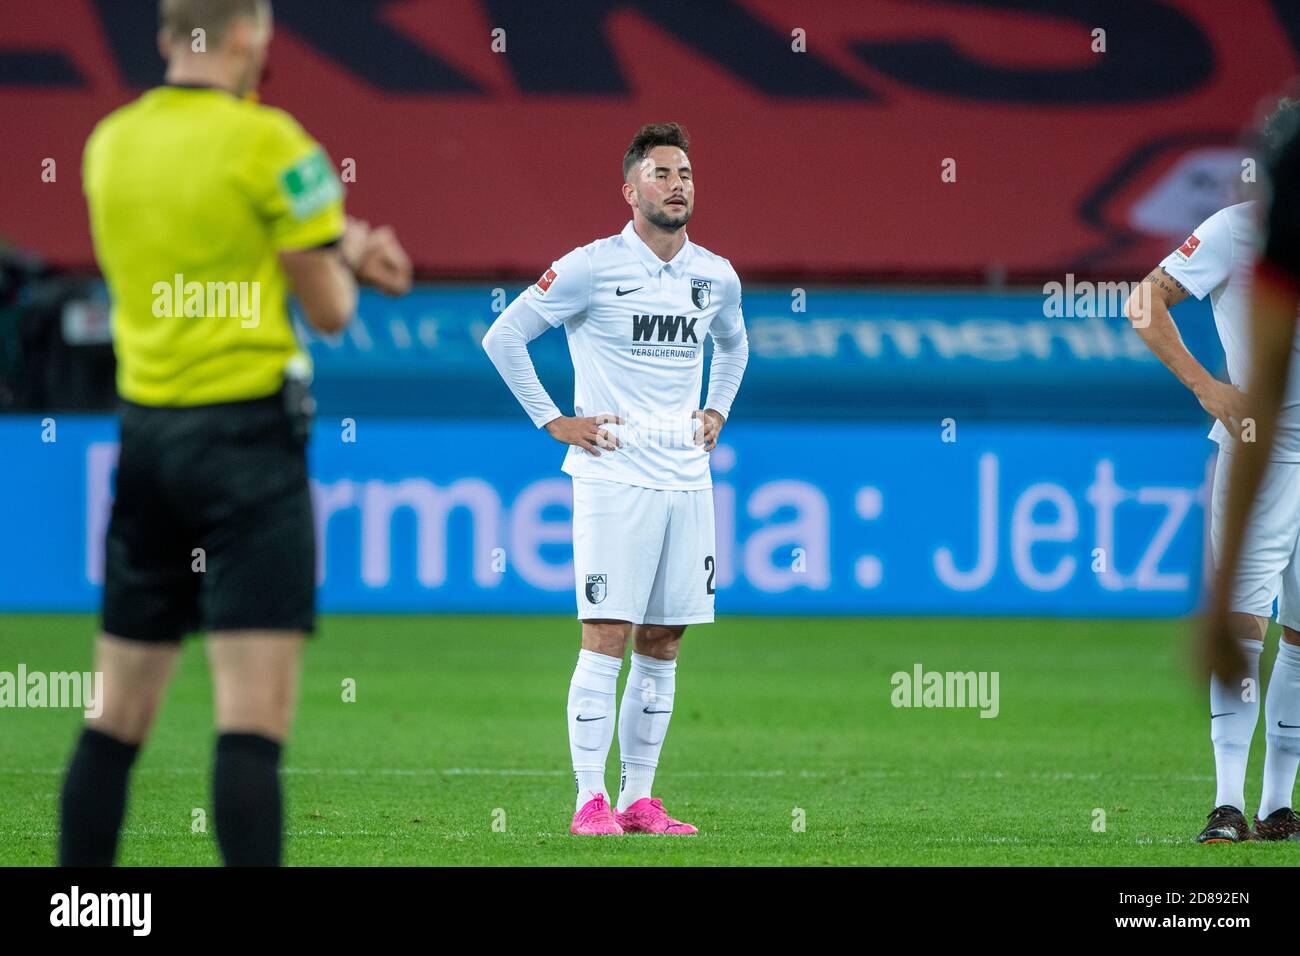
top-left (1124, 265), bottom-right (1248, 437)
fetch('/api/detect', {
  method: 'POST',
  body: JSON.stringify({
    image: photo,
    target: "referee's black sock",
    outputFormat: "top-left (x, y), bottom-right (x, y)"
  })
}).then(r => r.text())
top-left (59, 727), bottom-right (140, 866)
top-left (213, 732), bottom-right (283, 866)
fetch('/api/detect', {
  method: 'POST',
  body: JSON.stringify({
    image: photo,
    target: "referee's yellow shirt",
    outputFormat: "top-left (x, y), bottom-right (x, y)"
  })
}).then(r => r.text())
top-left (83, 85), bottom-right (345, 407)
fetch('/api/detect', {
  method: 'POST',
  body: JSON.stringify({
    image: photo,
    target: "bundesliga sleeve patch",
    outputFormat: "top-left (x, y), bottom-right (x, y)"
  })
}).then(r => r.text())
top-left (278, 149), bottom-right (343, 221)
top-left (534, 268), bottom-right (558, 294)
top-left (1176, 233), bottom-right (1201, 259)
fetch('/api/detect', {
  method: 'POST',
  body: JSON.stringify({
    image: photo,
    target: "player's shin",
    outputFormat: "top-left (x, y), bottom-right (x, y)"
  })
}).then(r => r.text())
top-left (1210, 638), bottom-right (1263, 812)
top-left (568, 649), bottom-right (622, 810)
top-left (1260, 640), bottom-right (1300, 819)
top-left (616, 653), bottom-right (677, 811)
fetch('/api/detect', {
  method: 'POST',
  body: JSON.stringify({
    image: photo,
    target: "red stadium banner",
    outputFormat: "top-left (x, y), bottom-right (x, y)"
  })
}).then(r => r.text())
top-left (2, 0), bottom-right (1297, 279)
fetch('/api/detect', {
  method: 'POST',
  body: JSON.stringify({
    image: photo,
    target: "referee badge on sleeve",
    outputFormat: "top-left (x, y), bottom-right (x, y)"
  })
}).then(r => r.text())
top-left (585, 574), bottom-right (607, 604)
top-left (279, 149), bottom-right (343, 221)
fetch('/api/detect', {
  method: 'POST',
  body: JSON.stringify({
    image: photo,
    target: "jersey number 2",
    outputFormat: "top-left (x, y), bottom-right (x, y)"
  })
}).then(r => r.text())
top-left (704, 555), bottom-right (715, 595)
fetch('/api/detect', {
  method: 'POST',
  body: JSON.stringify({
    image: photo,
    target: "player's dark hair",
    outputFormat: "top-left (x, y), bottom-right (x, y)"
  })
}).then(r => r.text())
top-left (159, 0), bottom-right (267, 48)
top-left (1263, 97), bottom-right (1300, 154)
top-left (623, 123), bottom-right (690, 180)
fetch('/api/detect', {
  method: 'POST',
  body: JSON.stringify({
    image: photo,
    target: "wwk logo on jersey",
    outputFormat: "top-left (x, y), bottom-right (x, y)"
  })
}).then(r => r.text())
top-left (690, 277), bottom-right (711, 309)
top-left (585, 574), bottom-right (607, 604)
top-left (1176, 234), bottom-right (1201, 259)
top-left (632, 314), bottom-right (699, 343)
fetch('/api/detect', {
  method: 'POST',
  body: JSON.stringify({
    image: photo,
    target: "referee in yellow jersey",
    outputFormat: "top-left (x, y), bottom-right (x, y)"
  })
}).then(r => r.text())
top-left (60, 0), bottom-right (411, 866)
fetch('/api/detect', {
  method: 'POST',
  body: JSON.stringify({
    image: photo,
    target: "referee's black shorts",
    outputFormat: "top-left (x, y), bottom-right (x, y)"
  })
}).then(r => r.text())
top-left (101, 388), bottom-right (316, 642)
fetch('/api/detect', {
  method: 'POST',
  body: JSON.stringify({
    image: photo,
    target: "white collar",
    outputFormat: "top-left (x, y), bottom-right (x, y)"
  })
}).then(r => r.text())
top-left (621, 220), bottom-right (692, 277)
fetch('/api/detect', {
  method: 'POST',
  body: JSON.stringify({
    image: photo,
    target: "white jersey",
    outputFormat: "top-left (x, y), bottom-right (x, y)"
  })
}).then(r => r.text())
top-left (1160, 201), bottom-right (1300, 461)
top-left (519, 220), bottom-right (745, 490)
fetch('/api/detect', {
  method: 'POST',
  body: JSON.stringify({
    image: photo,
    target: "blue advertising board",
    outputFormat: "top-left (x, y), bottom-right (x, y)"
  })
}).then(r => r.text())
top-left (301, 286), bottom-right (1226, 423)
top-left (0, 417), bottom-right (1215, 617)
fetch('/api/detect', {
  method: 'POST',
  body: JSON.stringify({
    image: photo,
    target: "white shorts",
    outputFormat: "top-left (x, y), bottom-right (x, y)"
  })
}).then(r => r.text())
top-left (571, 477), bottom-right (716, 626)
top-left (1210, 448), bottom-right (1300, 629)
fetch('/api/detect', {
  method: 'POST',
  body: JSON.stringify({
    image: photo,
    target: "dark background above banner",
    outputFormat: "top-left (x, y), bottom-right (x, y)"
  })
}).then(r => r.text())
top-left (3, 0), bottom-right (1297, 280)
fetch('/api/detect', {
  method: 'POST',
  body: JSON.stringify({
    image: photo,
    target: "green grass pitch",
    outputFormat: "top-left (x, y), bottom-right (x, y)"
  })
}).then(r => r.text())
top-left (0, 613), bottom-right (1292, 866)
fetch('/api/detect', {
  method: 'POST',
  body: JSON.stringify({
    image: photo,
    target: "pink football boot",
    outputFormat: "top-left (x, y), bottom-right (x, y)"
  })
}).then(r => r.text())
top-left (616, 797), bottom-right (698, 835)
top-left (570, 794), bottom-right (624, 835)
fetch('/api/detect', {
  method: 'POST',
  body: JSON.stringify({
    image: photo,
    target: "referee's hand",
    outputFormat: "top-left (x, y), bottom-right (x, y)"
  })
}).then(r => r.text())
top-left (356, 225), bottom-right (413, 296)
top-left (340, 216), bottom-right (372, 270)
top-left (545, 413), bottom-right (622, 457)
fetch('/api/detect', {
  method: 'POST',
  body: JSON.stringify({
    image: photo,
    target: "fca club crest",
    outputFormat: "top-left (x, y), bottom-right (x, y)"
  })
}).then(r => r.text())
top-left (690, 277), bottom-right (711, 310)
top-left (585, 574), bottom-right (607, 604)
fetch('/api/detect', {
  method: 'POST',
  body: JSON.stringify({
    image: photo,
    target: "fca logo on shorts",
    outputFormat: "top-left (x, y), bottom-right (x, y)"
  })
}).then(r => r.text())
top-left (585, 574), bottom-right (607, 604)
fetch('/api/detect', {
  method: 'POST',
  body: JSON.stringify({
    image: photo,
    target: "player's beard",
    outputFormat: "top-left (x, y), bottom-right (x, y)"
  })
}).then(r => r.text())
top-left (641, 198), bottom-right (691, 231)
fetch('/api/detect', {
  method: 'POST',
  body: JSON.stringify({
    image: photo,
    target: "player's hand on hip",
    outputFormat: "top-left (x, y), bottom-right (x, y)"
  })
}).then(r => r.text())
top-left (355, 225), bottom-right (413, 296)
top-left (1194, 379), bottom-right (1249, 438)
top-left (545, 413), bottom-right (622, 457)
top-left (693, 408), bottom-right (724, 451)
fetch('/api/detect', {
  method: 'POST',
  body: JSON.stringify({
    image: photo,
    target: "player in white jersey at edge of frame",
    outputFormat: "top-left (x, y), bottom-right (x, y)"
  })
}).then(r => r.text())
top-left (1124, 99), bottom-right (1300, 845)
top-left (482, 123), bottom-right (749, 836)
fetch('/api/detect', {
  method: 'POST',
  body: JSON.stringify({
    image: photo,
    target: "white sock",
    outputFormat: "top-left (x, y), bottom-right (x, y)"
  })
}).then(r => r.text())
top-left (1260, 640), bottom-right (1300, 818)
top-left (1210, 638), bottom-right (1263, 812)
top-left (567, 649), bottom-right (622, 811)
top-left (616, 653), bottom-right (676, 812)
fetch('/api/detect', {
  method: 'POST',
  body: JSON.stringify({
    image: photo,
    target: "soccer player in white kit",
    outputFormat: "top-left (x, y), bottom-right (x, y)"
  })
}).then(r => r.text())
top-left (1125, 100), bottom-right (1300, 843)
top-left (482, 123), bottom-right (749, 835)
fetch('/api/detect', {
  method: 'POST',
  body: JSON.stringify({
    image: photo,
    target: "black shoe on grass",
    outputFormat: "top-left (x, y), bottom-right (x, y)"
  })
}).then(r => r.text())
top-left (1196, 805), bottom-right (1250, 843)
top-left (1253, 807), bottom-right (1300, 841)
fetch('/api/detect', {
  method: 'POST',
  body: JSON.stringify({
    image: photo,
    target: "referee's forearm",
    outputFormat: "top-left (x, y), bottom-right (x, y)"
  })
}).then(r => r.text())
top-left (281, 246), bottom-right (358, 334)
